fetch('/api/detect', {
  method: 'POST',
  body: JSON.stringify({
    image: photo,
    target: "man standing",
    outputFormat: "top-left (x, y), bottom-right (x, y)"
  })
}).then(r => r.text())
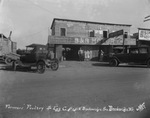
top-left (78, 48), bottom-right (84, 61)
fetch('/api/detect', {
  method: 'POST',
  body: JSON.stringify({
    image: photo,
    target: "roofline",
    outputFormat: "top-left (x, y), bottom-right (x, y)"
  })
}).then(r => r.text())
top-left (0, 34), bottom-right (7, 39)
top-left (138, 28), bottom-right (150, 30)
top-left (50, 18), bottom-right (132, 29)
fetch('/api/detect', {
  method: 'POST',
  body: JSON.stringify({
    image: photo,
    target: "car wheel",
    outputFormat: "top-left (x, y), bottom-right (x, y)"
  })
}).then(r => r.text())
top-left (37, 61), bottom-right (46, 74)
top-left (109, 59), bottom-right (118, 67)
top-left (51, 62), bottom-right (59, 71)
top-left (147, 59), bottom-right (150, 68)
top-left (5, 58), bottom-right (12, 65)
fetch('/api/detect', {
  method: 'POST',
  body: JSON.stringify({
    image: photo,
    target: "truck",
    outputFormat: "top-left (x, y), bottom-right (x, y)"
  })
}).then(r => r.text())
top-left (0, 31), bottom-right (20, 65)
top-left (12, 44), bottom-right (59, 73)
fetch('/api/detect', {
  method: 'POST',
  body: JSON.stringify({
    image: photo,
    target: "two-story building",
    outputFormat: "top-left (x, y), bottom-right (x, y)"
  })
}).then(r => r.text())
top-left (48, 18), bottom-right (136, 61)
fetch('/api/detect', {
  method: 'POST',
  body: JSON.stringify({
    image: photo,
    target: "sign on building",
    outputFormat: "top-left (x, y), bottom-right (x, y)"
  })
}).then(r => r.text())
top-left (48, 35), bottom-right (136, 45)
top-left (109, 29), bottom-right (124, 38)
top-left (139, 28), bottom-right (150, 41)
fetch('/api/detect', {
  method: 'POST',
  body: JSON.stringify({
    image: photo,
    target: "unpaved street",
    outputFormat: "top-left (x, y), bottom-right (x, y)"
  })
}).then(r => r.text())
top-left (0, 61), bottom-right (150, 118)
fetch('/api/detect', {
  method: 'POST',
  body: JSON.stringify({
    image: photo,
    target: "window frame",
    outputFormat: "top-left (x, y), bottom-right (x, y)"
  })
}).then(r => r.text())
top-left (89, 30), bottom-right (95, 37)
top-left (60, 28), bottom-right (67, 36)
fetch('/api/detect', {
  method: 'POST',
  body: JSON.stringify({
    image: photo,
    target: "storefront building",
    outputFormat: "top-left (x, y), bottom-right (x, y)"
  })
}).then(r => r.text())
top-left (48, 18), bottom-right (136, 61)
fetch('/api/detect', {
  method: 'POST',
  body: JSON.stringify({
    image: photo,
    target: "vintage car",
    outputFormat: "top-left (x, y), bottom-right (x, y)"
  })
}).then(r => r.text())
top-left (108, 46), bottom-right (150, 67)
top-left (12, 44), bottom-right (59, 73)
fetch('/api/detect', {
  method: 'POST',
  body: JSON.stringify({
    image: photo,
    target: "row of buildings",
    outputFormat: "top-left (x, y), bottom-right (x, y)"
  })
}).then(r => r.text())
top-left (48, 18), bottom-right (150, 61)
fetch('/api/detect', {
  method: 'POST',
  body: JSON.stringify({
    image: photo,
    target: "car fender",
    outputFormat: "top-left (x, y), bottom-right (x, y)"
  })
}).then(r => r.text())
top-left (109, 56), bottom-right (120, 63)
top-left (37, 59), bottom-right (46, 65)
top-left (146, 57), bottom-right (150, 63)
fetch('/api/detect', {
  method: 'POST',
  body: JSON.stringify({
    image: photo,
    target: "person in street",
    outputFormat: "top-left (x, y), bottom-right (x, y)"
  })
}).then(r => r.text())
top-left (99, 50), bottom-right (104, 61)
top-left (62, 48), bottom-right (66, 61)
top-left (78, 48), bottom-right (82, 61)
top-left (81, 50), bottom-right (85, 61)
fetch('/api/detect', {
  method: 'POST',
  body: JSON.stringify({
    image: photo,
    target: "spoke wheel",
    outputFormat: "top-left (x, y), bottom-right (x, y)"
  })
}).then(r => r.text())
top-left (147, 59), bottom-right (150, 68)
top-left (51, 62), bottom-right (59, 71)
top-left (5, 58), bottom-right (12, 65)
top-left (37, 61), bottom-right (46, 74)
top-left (109, 59), bottom-right (118, 67)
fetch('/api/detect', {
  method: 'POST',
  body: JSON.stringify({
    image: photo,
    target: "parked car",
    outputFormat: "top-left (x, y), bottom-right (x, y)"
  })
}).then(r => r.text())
top-left (108, 46), bottom-right (150, 67)
top-left (12, 44), bottom-right (59, 73)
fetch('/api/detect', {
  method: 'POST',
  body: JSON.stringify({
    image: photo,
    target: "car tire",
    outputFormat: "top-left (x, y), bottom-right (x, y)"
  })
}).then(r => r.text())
top-left (37, 61), bottom-right (46, 74)
top-left (147, 59), bottom-right (150, 68)
top-left (51, 62), bottom-right (59, 71)
top-left (109, 59), bottom-right (118, 67)
top-left (5, 57), bottom-right (12, 65)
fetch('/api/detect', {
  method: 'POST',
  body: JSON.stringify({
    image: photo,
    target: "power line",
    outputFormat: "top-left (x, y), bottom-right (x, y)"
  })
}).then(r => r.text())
top-left (26, 0), bottom-right (61, 18)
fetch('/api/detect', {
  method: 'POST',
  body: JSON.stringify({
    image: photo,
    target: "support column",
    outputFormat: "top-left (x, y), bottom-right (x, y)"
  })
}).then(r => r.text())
top-left (55, 45), bottom-right (63, 61)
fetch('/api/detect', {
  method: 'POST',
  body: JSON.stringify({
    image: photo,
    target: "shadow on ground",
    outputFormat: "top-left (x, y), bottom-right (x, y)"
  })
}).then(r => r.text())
top-left (0, 65), bottom-right (37, 73)
top-left (92, 62), bottom-right (148, 69)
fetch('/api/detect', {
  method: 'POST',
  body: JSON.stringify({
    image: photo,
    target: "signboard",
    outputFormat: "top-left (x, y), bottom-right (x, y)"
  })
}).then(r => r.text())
top-left (48, 36), bottom-right (102, 45)
top-left (48, 35), bottom-right (136, 46)
top-left (139, 29), bottom-right (150, 40)
top-left (109, 30), bottom-right (124, 38)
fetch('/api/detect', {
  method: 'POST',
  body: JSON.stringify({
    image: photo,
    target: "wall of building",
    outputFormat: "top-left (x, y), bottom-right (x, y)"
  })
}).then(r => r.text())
top-left (50, 19), bottom-right (132, 61)
top-left (0, 37), bottom-right (11, 55)
top-left (52, 20), bottom-right (131, 38)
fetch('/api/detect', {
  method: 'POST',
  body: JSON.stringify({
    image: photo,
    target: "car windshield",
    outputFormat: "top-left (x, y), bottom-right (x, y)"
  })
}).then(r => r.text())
top-left (113, 49), bottom-right (123, 54)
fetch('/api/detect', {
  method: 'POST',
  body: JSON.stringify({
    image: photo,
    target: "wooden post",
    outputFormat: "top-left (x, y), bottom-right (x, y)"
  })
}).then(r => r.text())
top-left (122, 30), bottom-right (125, 53)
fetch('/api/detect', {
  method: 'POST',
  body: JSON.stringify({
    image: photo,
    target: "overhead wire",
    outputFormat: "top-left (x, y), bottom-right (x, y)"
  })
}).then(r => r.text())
top-left (26, 0), bottom-right (62, 18)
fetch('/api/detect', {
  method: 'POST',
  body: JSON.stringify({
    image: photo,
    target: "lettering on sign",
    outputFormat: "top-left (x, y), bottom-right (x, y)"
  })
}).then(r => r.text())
top-left (139, 29), bottom-right (150, 40)
top-left (74, 38), bottom-right (101, 44)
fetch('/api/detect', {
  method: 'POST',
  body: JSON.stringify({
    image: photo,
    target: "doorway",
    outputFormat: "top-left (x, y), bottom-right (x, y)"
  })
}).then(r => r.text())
top-left (63, 45), bottom-right (80, 61)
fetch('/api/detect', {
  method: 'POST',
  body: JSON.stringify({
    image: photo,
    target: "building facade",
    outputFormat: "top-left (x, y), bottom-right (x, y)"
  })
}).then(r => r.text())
top-left (48, 18), bottom-right (136, 61)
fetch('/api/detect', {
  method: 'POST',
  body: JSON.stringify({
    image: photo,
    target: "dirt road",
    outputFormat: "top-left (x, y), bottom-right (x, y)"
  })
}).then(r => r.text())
top-left (0, 61), bottom-right (150, 118)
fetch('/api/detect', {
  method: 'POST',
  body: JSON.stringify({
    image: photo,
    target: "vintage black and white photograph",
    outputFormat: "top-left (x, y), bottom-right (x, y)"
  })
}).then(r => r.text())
top-left (0, 0), bottom-right (150, 118)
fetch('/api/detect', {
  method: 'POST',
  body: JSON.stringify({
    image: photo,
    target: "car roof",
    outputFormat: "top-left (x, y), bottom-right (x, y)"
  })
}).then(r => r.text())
top-left (128, 46), bottom-right (150, 49)
top-left (26, 44), bottom-right (46, 48)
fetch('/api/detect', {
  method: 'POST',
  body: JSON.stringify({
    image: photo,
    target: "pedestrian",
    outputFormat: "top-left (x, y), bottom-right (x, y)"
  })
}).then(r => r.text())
top-left (62, 49), bottom-right (66, 61)
top-left (78, 48), bottom-right (83, 61)
top-left (84, 50), bottom-right (88, 61)
top-left (89, 50), bottom-right (92, 60)
top-left (100, 50), bottom-right (104, 61)
top-left (82, 50), bottom-right (85, 61)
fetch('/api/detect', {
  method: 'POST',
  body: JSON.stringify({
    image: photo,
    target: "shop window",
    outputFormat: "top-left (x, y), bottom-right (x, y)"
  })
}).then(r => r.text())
top-left (89, 30), bottom-right (95, 37)
top-left (103, 31), bottom-right (108, 38)
top-left (60, 28), bottom-right (66, 36)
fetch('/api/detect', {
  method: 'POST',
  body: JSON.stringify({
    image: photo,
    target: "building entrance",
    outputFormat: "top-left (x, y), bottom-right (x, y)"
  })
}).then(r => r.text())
top-left (62, 45), bottom-right (81, 61)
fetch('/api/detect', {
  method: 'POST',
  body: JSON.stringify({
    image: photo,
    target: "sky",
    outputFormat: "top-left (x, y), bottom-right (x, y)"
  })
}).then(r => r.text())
top-left (0, 0), bottom-right (150, 49)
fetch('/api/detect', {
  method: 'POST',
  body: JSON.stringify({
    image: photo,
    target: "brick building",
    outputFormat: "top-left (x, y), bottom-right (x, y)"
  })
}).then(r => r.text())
top-left (48, 18), bottom-right (136, 61)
